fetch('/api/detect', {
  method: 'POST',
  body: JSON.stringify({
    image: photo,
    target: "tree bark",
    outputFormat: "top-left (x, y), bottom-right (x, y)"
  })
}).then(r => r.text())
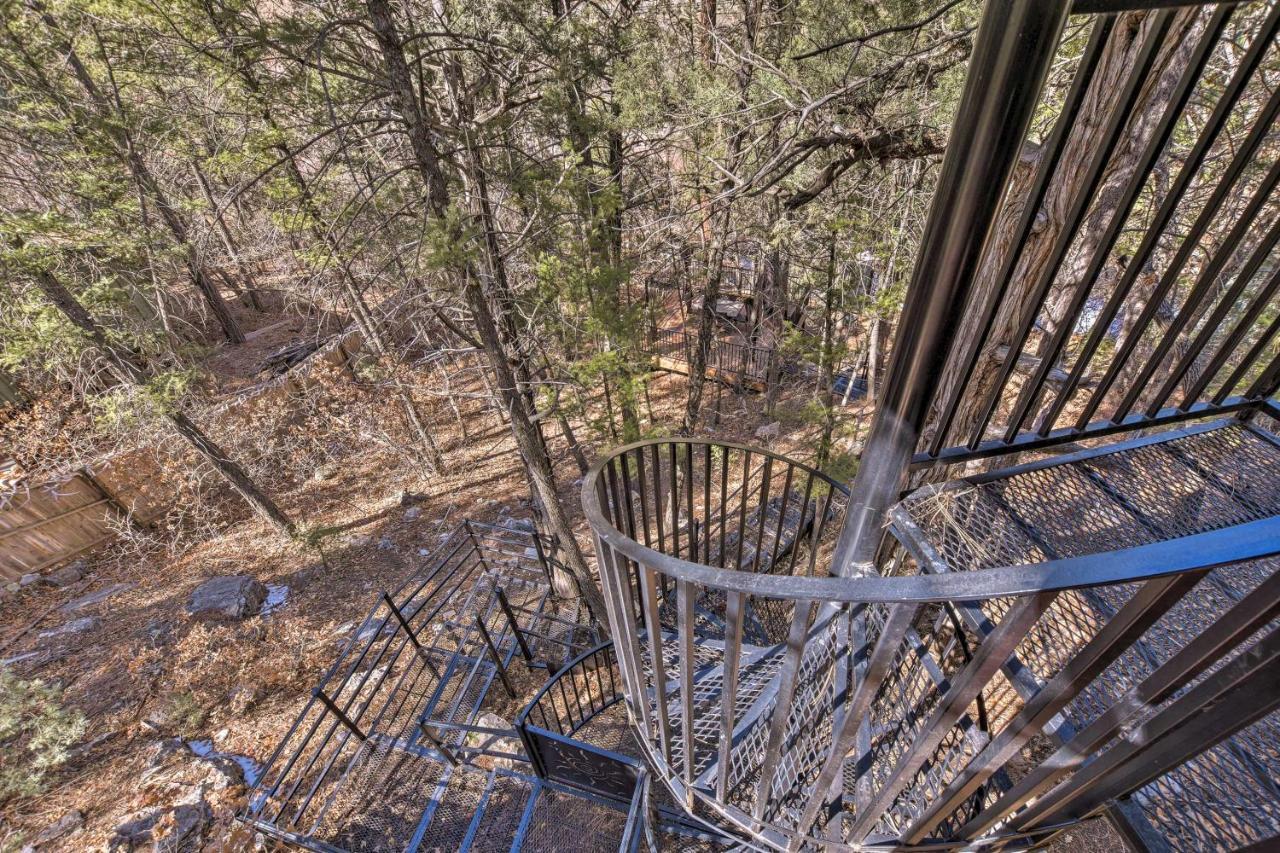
top-left (927, 9), bottom-right (1201, 454)
top-left (203, 9), bottom-right (445, 472)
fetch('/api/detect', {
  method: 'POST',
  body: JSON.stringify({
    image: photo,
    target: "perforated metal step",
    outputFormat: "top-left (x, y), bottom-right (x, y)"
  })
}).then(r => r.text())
top-left (890, 421), bottom-right (1280, 851)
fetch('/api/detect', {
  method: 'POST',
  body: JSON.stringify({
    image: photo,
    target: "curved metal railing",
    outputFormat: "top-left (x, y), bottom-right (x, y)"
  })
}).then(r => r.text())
top-left (582, 436), bottom-right (1280, 850)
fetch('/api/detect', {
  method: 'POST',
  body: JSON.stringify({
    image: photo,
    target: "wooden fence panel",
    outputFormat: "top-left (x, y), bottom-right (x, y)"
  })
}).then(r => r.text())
top-left (0, 475), bottom-right (116, 581)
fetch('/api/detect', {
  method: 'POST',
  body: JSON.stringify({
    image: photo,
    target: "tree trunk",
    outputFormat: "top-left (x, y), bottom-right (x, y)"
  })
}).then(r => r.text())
top-left (28, 2), bottom-right (245, 343)
top-left (26, 259), bottom-right (294, 536)
top-left (365, 0), bottom-right (607, 627)
top-left (205, 15), bottom-right (445, 472)
top-left (927, 8), bottom-right (1201, 453)
top-left (191, 158), bottom-right (263, 312)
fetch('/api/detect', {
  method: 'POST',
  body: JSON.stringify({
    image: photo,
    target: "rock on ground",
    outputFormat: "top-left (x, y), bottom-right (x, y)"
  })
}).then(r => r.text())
top-left (33, 809), bottom-right (84, 846)
top-left (754, 421), bottom-right (781, 442)
top-left (60, 583), bottom-right (134, 614)
top-left (38, 616), bottom-right (100, 638)
top-left (186, 576), bottom-right (267, 619)
top-left (46, 561), bottom-right (86, 587)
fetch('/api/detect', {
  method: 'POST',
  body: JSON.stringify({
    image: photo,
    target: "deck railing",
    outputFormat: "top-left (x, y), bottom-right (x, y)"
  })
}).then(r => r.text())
top-left (240, 521), bottom-right (589, 850)
top-left (583, 435), bottom-right (1280, 850)
top-left (644, 326), bottom-right (776, 385)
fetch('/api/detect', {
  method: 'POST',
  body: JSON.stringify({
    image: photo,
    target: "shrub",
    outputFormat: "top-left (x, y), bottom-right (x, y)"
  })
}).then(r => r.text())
top-left (0, 669), bottom-right (86, 802)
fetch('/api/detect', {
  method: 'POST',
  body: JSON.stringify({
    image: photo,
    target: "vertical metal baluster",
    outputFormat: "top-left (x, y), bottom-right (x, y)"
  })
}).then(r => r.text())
top-left (1039, 1), bottom-right (1280, 436)
top-left (606, 460), bottom-right (642, 622)
top-left (719, 446), bottom-right (730, 568)
top-left (1114, 157), bottom-right (1280, 423)
top-left (789, 603), bottom-right (920, 846)
top-left (640, 566), bottom-right (674, 767)
top-left (753, 600), bottom-right (815, 821)
top-left (716, 590), bottom-right (747, 801)
top-left (846, 592), bottom-right (1056, 843)
top-left (1076, 85), bottom-right (1280, 431)
top-left (750, 457), bottom-right (774, 572)
top-left (704, 443), bottom-right (714, 563)
top-left (686, 442), bottom-right (698, 563)
top-left (1177, 263), bottom-right (1280, 409)
top-left (787, 472), bottom-right (817, 578)
top-left (1213, 314), bottom-right (1280, 404)
top-left (962, 568), bottom-right (1280, 839)
top-left (1016, 627), bottom-right (1280, 834)
top-left (768, 462), bottom-right (795, 575)
top-left (652, 443), bottom-right (666, 554)
top-left (926, 13), bottom-right (1116, 457)
top-left (677, 579), bottom-right (698, 801)
top-left (735, 451), bottom-right (753, 572)
top-left (669, 442), bottom-right (682, 558)
top-left (634, 448), bottom-right (652, 548)
top-left (805, 487), bottom-right (835, 578)
top-left (902, 572), bottom-right (1203, 844)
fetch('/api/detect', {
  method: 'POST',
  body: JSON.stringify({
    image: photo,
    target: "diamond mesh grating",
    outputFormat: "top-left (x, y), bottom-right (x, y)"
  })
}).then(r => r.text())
top-left (901, 425), bottom-right (1280, 574)
top-left (885, 426), bottom-right (1280, 848)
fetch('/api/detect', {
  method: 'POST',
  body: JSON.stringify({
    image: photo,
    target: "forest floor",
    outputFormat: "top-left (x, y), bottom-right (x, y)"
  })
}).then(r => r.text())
top-left (0, 333), bottom-right (876, 852)
top-left (0, 314), bottom-right (1119, 852)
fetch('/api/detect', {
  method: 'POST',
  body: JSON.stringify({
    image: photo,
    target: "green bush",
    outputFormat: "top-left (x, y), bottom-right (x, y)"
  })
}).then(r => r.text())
top-left (0, 669), bottom-right (86, 802)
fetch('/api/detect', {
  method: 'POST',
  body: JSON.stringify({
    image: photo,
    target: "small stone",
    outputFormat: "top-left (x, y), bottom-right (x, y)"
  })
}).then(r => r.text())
top-left (38, 616), bottom-right (99, 638)
top-left (145, 738), bottom-right (190, 770)
top-left (754, 421), bottom-right (781, 442)
top-left (467, 713), bottom-right (523, 769)
top-left (311, 463), bottom-right (338, 481)
top-left (199, 753), bottom-right (247, 789)
top-left (145, 619), bottom-right (174, 647)
top-left (228, 684), bottom-right (259, 714)
top-left (154, 801), bottom-right (212, 852)
top-left (403, 506), bottom-right (422, 521)
top-left (346, 533), bottom-right (371, 548)
top-left (34, 809), bottom-right (83, 845)
top-left (19, 573), bottom-right (40, 587)
top-left (60, 582), bottom-right (134, 614)
top-left (504, 518), bottom-right (537, 534)
top-left (376, 536), bottom-right (395, 551)
top-left (109, 809), bottom-right (162, 851)
top-left (46, 562), bottom-right (86, 587)
top-left (417, 548), bottom-right (430, 556)
top-left (187, 576), bottom-right (267, 619)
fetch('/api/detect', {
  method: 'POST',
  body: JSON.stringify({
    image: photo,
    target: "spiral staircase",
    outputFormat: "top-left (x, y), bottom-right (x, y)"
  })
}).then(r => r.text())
top-left (583, 0), bottom-right (1280, 849)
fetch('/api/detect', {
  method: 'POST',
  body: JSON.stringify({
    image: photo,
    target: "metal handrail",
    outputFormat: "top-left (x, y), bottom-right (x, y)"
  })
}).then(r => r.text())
top-left (516, 640), bottom-right (623, 738)
top-left (582, 437), bottom-right (1280, 604)
top-left (583, 434), bottom-right (1280, 850)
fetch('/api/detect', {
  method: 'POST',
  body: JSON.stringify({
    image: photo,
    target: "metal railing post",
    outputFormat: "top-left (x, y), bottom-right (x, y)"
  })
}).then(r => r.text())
top-left (382, 593), bottom-right (442, 679)
top-left (496, 588), bottom-right (536, 664)
top-left (476, 616), bottom-right (518, 698)
top-left (417, 720), bottom-right (459, 766)
top-left (465, 519), bottom-right (491, 574)
top-left (530, 530), bottom-right (554, 587)
top-left (312, 688), bottom-right (367, 741)
top-left (829, 0), bottom-right (1072, 577)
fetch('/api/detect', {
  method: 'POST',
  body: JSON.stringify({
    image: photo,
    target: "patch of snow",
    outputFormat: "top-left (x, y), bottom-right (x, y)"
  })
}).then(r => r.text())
top-left (260, 584), bottom-right (290, 616)
top-left (184, 738), bottom-right (264, 787)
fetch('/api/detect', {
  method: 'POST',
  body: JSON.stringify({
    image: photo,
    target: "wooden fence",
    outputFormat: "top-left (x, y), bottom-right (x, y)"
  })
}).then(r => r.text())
top-left (0, 471), bottom-right (119, 582)
top-left (0, 322), bottom-right (378, 583)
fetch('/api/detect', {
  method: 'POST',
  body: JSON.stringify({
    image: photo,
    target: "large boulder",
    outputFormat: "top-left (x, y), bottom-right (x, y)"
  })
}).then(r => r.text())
top-left (186, 576), bottom-right (267, 619)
